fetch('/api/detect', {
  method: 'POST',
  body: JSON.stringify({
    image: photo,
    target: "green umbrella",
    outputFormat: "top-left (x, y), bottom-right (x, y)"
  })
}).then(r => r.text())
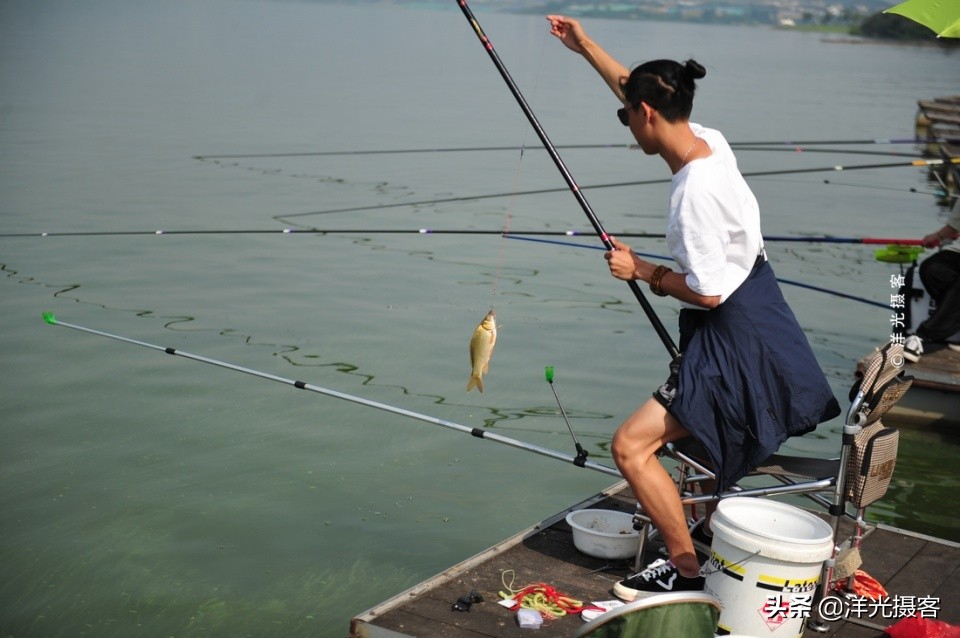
top-left (884, 0), bottom-right (960, 38)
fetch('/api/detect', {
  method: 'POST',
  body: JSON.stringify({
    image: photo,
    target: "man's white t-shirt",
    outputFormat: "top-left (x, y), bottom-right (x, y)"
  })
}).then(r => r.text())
top-left (668, 123), bottom-right (763, 308)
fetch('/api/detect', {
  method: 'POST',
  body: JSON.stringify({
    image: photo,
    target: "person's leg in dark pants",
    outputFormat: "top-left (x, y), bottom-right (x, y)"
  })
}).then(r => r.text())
top-left (917, 250), bottom-right (960, 342)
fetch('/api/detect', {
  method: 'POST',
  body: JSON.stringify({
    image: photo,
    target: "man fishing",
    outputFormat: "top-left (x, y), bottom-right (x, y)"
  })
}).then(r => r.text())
top-left (546, 15), bottom-right (841, 601)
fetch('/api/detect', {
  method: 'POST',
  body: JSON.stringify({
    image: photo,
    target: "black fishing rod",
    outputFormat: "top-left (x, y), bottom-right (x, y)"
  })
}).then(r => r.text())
top-left (462, 1), bottom-right (679, 357)
top-left (191, 136), bottom-right (954, 160)
top-left (278, 156), bottom-right (960, 220)
top-left (0, 228), bottom-right (926, 245)
top-left (818, 178), bottom-right (949, 198)
top-left (193, 143), bottom-right (640, 160)
top-left (731, 146), bottom-right (920, 158)
top-left (41, 313), bottom-right (622, 478)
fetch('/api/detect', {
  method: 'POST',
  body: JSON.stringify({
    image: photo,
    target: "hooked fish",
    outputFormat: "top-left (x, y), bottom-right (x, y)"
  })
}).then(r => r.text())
top-left (467, 309), bottom-right (497, 393)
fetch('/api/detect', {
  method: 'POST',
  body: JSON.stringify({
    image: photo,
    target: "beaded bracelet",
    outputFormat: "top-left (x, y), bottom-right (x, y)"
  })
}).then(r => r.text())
top-left (650, 265), bottom-right (671, 297)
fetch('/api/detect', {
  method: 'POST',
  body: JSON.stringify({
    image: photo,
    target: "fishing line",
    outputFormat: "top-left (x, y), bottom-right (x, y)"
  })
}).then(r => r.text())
top-left (275, 156), bottom-right (960, 221)
top-left (488, 151), bottom-right (520, 300)
top-left (490, 213), bottom-right (512, 299)
top-left (41, 313), bottom-right (622, 477)
top-left (491, 27), bottom-right (552, 301)
top-left (456, 0), bottom-right (679, 361)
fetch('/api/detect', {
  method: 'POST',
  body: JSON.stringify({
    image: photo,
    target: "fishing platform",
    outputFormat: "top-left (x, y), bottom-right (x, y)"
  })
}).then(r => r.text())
top-left (348, 481), bottom-right (959, 637)
top-left (345, 85), bottom-right (960, 628)
top-left (916, 95), bottom-right (960, 203)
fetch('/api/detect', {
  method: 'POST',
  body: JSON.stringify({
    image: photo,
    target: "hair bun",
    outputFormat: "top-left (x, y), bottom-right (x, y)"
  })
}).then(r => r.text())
top-left (683, 59), bottom-right (706, 80)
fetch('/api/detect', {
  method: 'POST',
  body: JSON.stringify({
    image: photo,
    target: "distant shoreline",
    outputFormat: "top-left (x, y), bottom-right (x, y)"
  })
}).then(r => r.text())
top-left (316, 1), bottom-right (957, 45)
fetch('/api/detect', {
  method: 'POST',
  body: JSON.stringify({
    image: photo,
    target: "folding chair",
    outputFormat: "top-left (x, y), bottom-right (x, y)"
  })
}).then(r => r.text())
top-left (629, 340), bottom-right (913, 630)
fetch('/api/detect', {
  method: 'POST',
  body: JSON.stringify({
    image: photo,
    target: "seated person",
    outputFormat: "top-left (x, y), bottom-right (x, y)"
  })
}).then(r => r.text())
top-left (904, 197), bottom-right (960, 362)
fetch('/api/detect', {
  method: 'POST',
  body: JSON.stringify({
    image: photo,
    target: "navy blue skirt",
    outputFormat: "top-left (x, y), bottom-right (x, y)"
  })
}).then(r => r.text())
top-left (666, 259), bottom-right (841, 491)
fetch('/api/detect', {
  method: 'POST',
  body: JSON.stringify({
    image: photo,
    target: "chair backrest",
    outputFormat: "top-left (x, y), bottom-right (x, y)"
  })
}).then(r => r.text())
top-left (574, 592), bottom-right (721, 638)
top-left (845, 341), bottom-right (913, 507)
top-left (851, 341), bottom-right (913, 426)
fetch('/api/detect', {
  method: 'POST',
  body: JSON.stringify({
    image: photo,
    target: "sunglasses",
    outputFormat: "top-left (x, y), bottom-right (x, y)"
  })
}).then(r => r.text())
top-left (617, 107), bottom-right (630, 126)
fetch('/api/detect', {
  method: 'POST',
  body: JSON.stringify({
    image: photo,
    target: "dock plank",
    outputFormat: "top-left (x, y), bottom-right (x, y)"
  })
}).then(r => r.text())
top-left (882, 532), bottom-right (960, 616)
top-left (903, 346), bottom-right (960, 391)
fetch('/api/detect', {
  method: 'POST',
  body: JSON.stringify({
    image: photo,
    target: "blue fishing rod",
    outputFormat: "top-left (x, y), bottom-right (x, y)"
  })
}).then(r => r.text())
top-left (454, 0), bottom-right (679, 361)
top-left (502, 235), bottom-right (891, 309)
top-left (41, 313), bottom-right (622, 478)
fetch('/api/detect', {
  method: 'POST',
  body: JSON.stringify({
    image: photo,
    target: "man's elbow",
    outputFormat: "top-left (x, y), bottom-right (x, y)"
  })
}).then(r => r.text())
top-left (697, 295), bottom-right (722, 310)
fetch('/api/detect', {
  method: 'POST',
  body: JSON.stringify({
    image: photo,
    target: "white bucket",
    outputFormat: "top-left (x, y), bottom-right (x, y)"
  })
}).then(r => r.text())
top-left (566, 509), bottom-right (640, 560)
top-left (703, 498), bottom-right (834, 637)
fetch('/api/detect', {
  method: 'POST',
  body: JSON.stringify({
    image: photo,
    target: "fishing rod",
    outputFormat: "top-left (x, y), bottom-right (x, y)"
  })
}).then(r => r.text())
top-left (733, 137), bottom-right (957, 146)
top-left (731, 146), bottom-right (920, 158)
top-left (0, 228), bottom-right (926, 245)
top-left (454, 0), bottom-right (678, 360)
top-left (193, 143), bottom-right (640, 160)
top-left (0, 229), bottom-right (915, 308)
top-left (192, 137), bottom-right (954, 160)
top-left (41, 312), bottom-right (622, 478)
top-left (500, 235), bottom-right (891, 309)
top-left (279, 156), bottom-right (960, 220)
top-left (495, 230), bottom-right (923, 248)
top-left (811, 178), bottom-right (949, 199)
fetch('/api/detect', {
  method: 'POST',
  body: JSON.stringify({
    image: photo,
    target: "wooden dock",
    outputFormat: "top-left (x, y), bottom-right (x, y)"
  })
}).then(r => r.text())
top-left (350, 96), bottom-right (960, 638)
top-left (349, 482), bottom-right (960, 637)
top-left (916, 95), bottom-right (960, 142)
top-left (916, 95), bottom-right (960, 204)
top-left (859, 345), bottom-right (960, 428)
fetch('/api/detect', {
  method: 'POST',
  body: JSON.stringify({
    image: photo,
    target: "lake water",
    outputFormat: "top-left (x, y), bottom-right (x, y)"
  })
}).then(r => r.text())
top-left (1, 1), bottom-right (958, 636)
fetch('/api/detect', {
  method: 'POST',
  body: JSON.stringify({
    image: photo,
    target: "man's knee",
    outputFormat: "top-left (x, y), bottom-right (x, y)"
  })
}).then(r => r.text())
top-left (611, 428), bottom-right (645, 467)
top-left (611, 426), bottom-right (663, 471)
top-left (610, 428), bottom-right (633, 464)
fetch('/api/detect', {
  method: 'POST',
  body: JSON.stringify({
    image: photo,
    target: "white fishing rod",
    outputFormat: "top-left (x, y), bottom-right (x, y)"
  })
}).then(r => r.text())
top-left (0, 228), bottom-right (933, 242)
top-left (41, 312), bottom-right (621, 478)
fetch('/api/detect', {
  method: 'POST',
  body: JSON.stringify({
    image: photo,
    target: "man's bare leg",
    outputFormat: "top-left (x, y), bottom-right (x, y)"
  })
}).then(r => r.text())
top-left (611, 397), bottom-right (700, 578)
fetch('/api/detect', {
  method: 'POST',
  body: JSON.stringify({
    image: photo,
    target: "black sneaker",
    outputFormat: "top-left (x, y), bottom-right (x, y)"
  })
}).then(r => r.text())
top-left (613, 559), bottom-right (705, 602)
